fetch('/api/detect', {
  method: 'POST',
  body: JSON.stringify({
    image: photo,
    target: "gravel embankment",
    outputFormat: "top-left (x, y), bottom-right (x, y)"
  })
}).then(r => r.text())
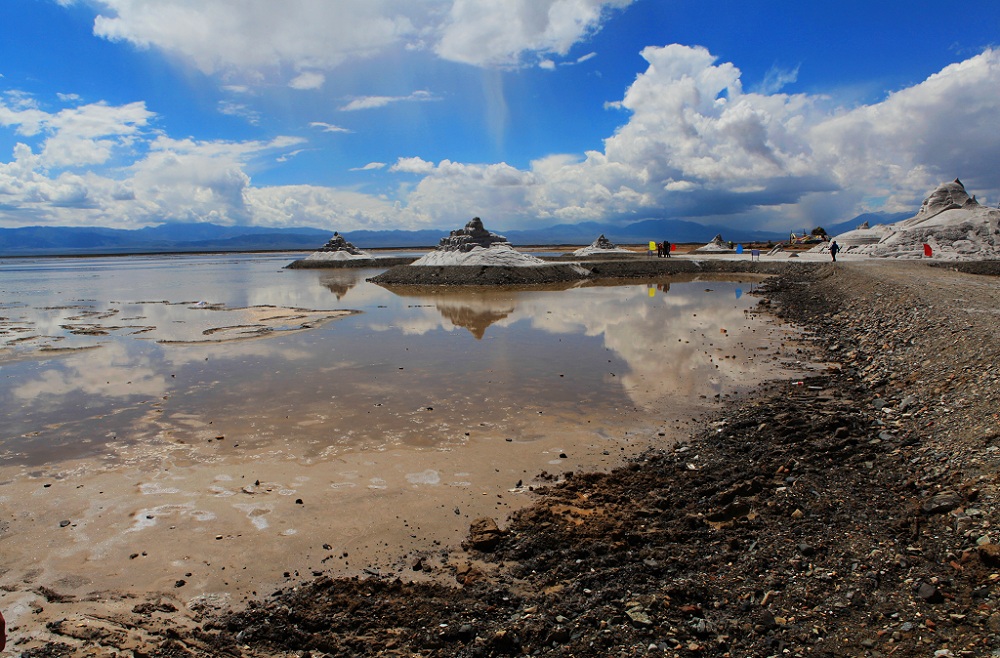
top-left (367, 257), bottom-right (793, 286)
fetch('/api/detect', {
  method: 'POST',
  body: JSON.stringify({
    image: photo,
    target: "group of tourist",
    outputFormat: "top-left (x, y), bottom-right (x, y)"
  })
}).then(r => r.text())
top-left (656, 240), bottom-right (672, 257)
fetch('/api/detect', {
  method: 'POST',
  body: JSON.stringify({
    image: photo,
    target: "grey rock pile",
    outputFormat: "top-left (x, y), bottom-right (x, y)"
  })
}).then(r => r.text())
top-left (313, 232), bottom-right (369, 256)
top-left (436, 217), bottom-right (510, 252)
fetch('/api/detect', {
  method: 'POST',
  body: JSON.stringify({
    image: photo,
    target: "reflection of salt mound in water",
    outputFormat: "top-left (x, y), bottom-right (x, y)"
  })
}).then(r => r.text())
top-left (694, 234), bottom-right (733, 253)
top-left (411, 217), bottom-right (546, 267)
top-left (319, 270), bottom-right (364, 300)
top-left (303, 232), bottom-right (374, 262)
top-left (572, 234), bottom-right (634, 257)
top-left (433, 296), bottom-right (515, 339)
top-left (824, 179), bottom-right (1000, 260)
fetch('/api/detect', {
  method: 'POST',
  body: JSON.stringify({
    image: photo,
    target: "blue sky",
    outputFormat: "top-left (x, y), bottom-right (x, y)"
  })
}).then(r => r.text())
top-left (1, 0), bottom-right (998, 234)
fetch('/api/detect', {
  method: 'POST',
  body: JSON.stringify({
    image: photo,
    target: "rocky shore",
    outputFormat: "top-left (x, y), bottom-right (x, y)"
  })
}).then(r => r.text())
top-left (18, 260), bottom-right (1000, 657)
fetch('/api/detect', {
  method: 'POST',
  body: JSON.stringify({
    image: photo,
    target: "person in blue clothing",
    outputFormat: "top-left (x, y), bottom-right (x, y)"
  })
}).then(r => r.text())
top-left (829, 240), bottom-right (840, 262)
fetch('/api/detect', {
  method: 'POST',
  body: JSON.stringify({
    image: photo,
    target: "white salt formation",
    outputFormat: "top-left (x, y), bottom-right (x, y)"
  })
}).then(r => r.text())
top-left (411, 217), bottom-right (546, 267)
top-left (572, 234), bottom-right (634, 256)
top-left (827, 179), bottom-right (1000, 260)
top-left (694, 234), bottom-right (733, 253)
top-left (302, 232), bottom-right (374, 262)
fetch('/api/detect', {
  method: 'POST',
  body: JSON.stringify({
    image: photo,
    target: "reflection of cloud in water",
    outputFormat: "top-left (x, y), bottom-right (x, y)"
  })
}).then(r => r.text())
top-left (13, 342), bottom-right (168, 401)
top-left (518, 280), bottom-right (781, 407)
top-left (374, 277), bottom-right (781, 410)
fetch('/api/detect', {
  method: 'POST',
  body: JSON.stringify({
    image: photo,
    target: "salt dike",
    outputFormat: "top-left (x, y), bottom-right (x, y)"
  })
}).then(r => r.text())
top-left (829, 179), bottom-right (1000, 259)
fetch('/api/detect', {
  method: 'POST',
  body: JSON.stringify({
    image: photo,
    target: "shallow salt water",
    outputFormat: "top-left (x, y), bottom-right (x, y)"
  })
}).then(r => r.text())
top-left (1, 252), bottom-right (781, 468)
top-left (0, 252), bottom-right (805, 611)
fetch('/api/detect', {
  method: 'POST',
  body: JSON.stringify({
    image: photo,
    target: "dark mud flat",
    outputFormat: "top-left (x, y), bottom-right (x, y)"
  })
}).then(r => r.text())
top-left (23, 260), bottom-right (1000, 657)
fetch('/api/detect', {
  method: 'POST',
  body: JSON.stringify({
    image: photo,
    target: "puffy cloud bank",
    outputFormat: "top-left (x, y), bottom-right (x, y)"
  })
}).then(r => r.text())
top-left (79, 0), bottom-right (633, 79)
top-left (3, 2), bottom-right (1000, 232)
top-left (385, 46), bottom-right (1000, 230)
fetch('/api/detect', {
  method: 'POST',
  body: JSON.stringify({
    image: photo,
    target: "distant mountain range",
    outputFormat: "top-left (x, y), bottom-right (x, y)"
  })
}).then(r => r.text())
top-left (0, 212), bottom-right (913, 256)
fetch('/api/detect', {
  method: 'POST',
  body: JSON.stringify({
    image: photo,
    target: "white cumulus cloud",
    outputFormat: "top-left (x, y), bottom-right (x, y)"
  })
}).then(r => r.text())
top-left (3, 45), bottom-right (999, 234)
top-left (435, 0), bottom-right (634, 67)
top-left (289, 71), bottom-right (326, 90)
top-left (78, 0), bottom-right (633, 85)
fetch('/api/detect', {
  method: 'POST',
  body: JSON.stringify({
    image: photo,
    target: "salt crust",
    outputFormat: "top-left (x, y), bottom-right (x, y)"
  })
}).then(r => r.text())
top-left (572, 246), bottom-right (635, 256)
top-left (410, 243), bottom-right (547, 267)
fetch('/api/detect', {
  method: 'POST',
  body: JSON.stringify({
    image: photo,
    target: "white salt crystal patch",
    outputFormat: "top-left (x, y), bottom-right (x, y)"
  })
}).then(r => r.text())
top-left (406, 470), bottom-right (441, 485)
top-left (140, 483), bottom-right (180, 495)
top-left (368, 478), bottom-right (388, 490)
top-left (128, 504), bottom-right (192, 532)
top-left (330, 482), bottom-right (358, 490)
top-left (280, 528), bottom-right (298, 536)
top-left (234, 504), bottom-right (271, 530)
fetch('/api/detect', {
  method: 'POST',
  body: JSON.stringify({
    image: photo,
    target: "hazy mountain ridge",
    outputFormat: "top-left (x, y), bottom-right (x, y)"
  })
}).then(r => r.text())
top-left (0, 216), bottom-right (893, 256)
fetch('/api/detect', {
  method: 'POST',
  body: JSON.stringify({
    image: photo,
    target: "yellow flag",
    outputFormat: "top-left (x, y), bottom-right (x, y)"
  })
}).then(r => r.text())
top-left (649, 241), bottom-right (656, 251)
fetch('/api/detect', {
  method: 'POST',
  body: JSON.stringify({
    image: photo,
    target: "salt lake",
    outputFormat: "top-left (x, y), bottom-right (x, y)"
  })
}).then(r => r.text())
top-left (0, 252), bottom-right (803, 605)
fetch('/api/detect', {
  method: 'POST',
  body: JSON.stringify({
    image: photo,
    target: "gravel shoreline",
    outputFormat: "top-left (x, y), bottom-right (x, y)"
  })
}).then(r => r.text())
top-left (19, 260), bottom-right (1000, 657)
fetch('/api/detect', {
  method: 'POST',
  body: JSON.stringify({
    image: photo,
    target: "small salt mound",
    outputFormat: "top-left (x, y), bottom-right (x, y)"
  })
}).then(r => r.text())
top-left (694, 234), bottom-right (733, 253)
top-left (303, 232), bottom-right (373, 261)
top-left (572, 234), bottom-right (633, 256)
top-left (411, 243), bottom-right (547, 267)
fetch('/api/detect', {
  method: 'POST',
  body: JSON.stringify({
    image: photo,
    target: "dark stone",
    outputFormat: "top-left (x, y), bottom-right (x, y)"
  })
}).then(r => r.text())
top-left (916, 582), bottom-right (943, 603)
top-left (463, 517), bottom-right (504, 552)
top-left (922, 491), bottom-right (961, 514)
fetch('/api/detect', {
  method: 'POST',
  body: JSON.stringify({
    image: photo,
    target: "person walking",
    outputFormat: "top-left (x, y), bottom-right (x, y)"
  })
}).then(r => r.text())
top-left (829, 240), bottom-right (840, 262)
